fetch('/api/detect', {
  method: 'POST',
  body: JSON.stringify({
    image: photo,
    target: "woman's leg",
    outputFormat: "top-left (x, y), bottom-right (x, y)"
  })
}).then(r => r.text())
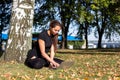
top-left (54, 58), bottom-right (64, 64)
top-left (26, 58), bottom-right (49, 69)
top-left (54, 58), bottom-right (74, 69)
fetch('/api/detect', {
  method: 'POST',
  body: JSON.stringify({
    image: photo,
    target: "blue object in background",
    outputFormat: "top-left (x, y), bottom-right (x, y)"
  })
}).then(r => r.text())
top-left (1, 34), bottom-right (8, 40)
top-left (58, 35), bottom-right (81, 41)
top-left (1, 34), bottom-right (82, 41)
top-left (1, 34), bottom-right (37, 40)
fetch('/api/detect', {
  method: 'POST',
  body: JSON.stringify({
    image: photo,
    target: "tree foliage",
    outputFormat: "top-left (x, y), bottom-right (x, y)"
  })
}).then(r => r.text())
top-left (91, 0), bottom-right (120, 48)
top-left (74, 0), bottom-right (94, 49)
top-left (33, 0), bottom-right (120, 49)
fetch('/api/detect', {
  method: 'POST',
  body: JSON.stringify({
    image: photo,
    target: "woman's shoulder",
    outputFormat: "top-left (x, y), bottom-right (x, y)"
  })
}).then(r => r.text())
top-left (37, 30), bottom-right (47, 40)
top-left (39, 30), bottom-right (47, 35)
top-left (40, 30), bottom-right (47, 34)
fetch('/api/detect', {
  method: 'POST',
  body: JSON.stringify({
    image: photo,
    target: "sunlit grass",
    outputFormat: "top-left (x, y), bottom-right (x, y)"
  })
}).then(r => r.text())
top-left (0, 49), bottom-right (120, 80)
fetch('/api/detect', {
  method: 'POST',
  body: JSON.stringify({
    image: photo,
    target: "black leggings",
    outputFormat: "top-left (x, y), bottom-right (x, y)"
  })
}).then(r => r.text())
top-left (25, 57), bottom-right (63, 69)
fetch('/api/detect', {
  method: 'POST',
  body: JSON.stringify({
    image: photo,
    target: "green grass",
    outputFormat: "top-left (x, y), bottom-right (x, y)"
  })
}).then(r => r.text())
top-left (0, 49), bottom-right (120, 80)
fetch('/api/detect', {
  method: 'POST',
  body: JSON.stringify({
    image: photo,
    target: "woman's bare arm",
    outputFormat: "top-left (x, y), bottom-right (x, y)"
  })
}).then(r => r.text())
top-left (38, 39), bottom-right (59, 67)
top-left (50, 44), bottom-right (55, 60)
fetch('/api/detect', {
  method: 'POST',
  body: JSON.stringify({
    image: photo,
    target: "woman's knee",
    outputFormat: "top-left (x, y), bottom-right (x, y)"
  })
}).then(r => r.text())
top-left (25, 58), bottom-right (47, 69)
top-left (33, 58), bottom-right (47, 69)
top-left (33, 61), bottom-right (44, 69)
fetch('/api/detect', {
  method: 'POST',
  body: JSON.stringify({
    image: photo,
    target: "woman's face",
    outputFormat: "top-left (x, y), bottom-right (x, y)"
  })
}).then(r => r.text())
top-left (51, 25), bottom-right (61, 35)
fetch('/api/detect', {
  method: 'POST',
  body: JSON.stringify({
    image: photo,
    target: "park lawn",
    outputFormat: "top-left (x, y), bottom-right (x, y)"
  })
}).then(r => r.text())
top-left (0, 49), bottom-right (120, 80)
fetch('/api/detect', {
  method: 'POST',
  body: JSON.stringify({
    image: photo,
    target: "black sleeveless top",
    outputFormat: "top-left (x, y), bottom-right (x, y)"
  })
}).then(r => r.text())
top-left (27, 30), bottom-right (54, 59)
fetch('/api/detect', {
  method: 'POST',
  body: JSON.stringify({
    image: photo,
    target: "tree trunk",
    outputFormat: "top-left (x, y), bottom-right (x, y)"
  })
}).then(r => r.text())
top-left (85, 21), bottom-right (89, 49)
top-left (98, 33), bottom-right (103, 48)
top-left (61, 19), bottom-right (65, 49)
top-left (97, 9), bottom-right (106, 49)
top-left (65, 19), bottom-right (70, 48)
top-left (85, 29), bottom-right (88, 49)
top-left (61, 19), bottom-right (70, 49)
top-left (5, 0), bottom-right (35, 62)
top-left (60, 0), bottom-right (72, 49)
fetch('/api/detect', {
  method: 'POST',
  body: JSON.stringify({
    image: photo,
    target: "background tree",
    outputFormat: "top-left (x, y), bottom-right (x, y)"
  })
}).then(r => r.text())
top-left (75, 0), bottom-right (94, 49)
top-left (56, 0), bottom-right (76, 49)
top-left (5, 0), bottom-right (35, 62)
top-left (91, 0), bottom-right (120, 48)
top-left (33, 0), bottom-right (56, 31)
top-left (0, 0), bottom-right (12, 51)
top-left (106, 0), bottom-right (120, 40)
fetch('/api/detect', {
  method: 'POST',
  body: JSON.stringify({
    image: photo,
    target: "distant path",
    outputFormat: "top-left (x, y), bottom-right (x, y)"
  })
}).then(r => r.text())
top-left (57, 49), bottom-right (120, 54)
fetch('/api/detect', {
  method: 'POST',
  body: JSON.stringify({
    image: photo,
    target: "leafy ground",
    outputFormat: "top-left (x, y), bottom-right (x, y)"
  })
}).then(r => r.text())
top-left (0, 49), bottom-right (120, 80)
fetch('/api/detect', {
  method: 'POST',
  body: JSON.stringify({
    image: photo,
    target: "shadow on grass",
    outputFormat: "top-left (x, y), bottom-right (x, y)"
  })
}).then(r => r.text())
top-left (57, 48), bottom-right (120, 55)
top-left (58, 52), bottom-right (120, 55)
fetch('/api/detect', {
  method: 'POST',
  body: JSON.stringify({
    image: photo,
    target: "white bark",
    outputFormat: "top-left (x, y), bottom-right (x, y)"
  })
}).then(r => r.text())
top-left (5, 0), bottom-right (35, 62)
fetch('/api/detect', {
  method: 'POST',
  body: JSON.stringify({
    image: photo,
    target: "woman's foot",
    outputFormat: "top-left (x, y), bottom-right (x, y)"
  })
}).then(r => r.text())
top-left (58, 61), bottom-right (74, 69)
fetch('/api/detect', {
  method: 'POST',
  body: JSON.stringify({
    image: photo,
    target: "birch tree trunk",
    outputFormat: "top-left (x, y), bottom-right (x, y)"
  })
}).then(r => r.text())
top-left (5, 0), bottom-right (35, 62)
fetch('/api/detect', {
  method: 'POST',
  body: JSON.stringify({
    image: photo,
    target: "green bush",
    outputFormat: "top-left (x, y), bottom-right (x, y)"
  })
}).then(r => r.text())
top-left (67, 41), bottom-right (84, 49)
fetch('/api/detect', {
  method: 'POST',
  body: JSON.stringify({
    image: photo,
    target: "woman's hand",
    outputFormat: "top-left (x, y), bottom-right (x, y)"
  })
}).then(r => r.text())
top-left (50, 61), bottom-right (60, 68)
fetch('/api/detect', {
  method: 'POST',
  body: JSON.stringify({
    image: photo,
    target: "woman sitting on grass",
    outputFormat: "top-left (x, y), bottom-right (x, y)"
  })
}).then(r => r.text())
top-left (25, 20), bottom-right (63, 69)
